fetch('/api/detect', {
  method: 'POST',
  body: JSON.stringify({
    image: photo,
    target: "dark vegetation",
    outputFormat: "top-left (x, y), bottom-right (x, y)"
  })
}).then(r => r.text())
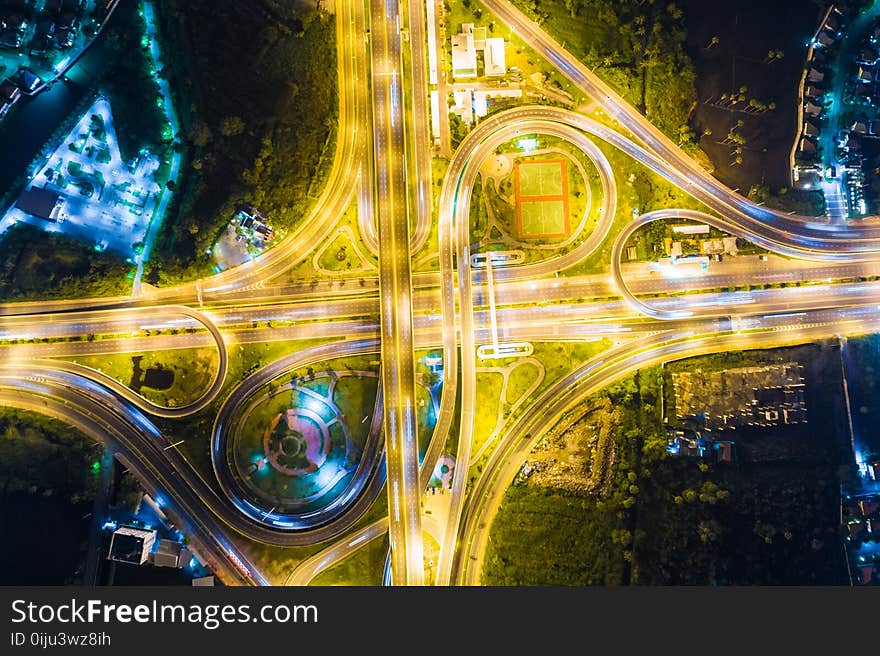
top-left (484, 367), bottom-right (666, 585)
top-left (513, 0), bottom-right (697, 141)
top-left (148, 0), bottom-right (338, 285)
top-left (0, 223), bottom-right (132, 300)
top-left (484, 342), bottom-right (851, 585)
top-left (100, 1), bottom-right (168, 161)
top-left (842, 334), bottom-right (880, 457)
top-left (0, 410), bottom-right (100, 585)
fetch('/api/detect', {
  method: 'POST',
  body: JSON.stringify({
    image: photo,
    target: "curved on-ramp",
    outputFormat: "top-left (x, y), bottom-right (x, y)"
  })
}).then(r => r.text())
top-left (38, 305), bottom-right (229, 418)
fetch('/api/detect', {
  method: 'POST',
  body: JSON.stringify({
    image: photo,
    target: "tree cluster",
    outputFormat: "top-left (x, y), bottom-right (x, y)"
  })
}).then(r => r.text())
top-left (149, 0), bottom-right (338, 285)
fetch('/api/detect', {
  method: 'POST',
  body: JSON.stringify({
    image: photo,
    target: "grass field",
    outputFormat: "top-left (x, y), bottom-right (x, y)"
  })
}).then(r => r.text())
top-left (515, 159), bottom-right (570, 238)
top-left (506, 362), bottom-right (541, 405)
top-left (517, 160), bottom-right (565, 197)
top-left (68, 348), bottom-right (218, 408)
top-left (310, 534), bottom-right (389, 586)
top-left (519, 200), bottom-right (567, 237)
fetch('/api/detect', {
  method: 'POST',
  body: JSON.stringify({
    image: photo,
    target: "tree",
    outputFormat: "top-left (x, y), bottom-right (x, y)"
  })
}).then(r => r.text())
top-left (221, 116), bottom-right (245, 137)
top-left (189, 121), bottom-right (213, 147)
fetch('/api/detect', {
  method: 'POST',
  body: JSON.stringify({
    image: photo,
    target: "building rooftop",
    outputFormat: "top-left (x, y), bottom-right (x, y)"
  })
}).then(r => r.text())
top-left (484, 37), bottom-right (506, 77)
top-left (108, 526), bottom-right (157, 565)
top-left (152, 539), bottom-right (186, 568)
top-left (452, 32), bottom-right (477, 79)
top-left (14, 187), bottom-right (64, 221)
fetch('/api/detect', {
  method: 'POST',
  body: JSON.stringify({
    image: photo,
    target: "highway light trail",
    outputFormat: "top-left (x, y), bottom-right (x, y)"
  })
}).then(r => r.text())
top-left (369, 0), bottom-right (424, 585)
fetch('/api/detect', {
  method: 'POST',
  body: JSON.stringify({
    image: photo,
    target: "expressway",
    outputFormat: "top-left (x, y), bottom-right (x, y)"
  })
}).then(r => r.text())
top-left (480, 0), bottom-right (880, 240)
top-left (451, 305), bottom-right (880, 584)
top-left (7, 305), bottom-right (231, 419)
top-left (7, 272), bottom-right (880, 581)
top-left (0, 368), bottom-right (265, 586)
top-left (268, 298), bottom-right (880, 584)
top-left (369, 0), bottom-right (424, 585)
top-left (10, 0), bottom-right (880, 588)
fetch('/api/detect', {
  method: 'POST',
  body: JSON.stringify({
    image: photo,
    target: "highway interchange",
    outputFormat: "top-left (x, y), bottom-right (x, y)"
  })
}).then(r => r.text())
top-left (5, 0), bottom-right (880, 586)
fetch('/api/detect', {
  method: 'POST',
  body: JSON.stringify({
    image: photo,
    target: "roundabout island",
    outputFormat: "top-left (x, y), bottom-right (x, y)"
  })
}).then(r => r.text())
top-left (233, 370), bottom-right (377, 514)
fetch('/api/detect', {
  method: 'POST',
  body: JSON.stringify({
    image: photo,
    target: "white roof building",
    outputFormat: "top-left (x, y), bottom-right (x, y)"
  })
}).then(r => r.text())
top-left (484, 37), bottom-right (506, 76)
top-left (452, 32), bottom-right (477, 79)
top-left (452, 88), bottom-right (474, 124)
top-left (672, 224), bottom-right (710, 235)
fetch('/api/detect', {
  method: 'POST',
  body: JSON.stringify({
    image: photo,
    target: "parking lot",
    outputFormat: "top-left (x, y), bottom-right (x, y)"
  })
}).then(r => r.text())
top-left (1, 96), bottom-right (162, 256)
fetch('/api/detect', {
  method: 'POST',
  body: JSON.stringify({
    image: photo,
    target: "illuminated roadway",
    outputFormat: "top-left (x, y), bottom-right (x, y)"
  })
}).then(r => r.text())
top-left (369, 0), bottom-right (424, 585)
top-left (10, 0), bottom-right (880, 586)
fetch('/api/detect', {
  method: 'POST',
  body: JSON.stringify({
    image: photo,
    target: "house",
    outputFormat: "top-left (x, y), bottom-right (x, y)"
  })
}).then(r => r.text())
top-left (451, 87), bottom-right (473, 124)
top-left (16, 68), bottom-right (41, 94)
top-left (859, 497), bottom-right (880, 517)
top-left (824, 13), bottom-right (840, 33)
top-left (858, 46), bottom-right (878, 64)
top-left (107, 526), bottom-right (157, 565)
top-left (54, 27), bottom-right (74, 49)
top-left (804, 121), bottom-right (820, 137)
top-left (472, 88), bottom-right (521, 117)
top-left (858, 66), bottom-right (874, 83)
top-left (799, 136), bottom-right (818, 154)
top-left (811, 50), bottom-right (827, 66)
top-left (14, 187), bottom-right (64, 221)
top-left (714, 441), bottom-right (736, 463)
top-left (0, 79), bottom-right (20, 118)
top-left (817, 31), bottom-right (835, 47)
top-left (808, 67), bottom-right (825, 83)
top-left (871, 120), bottom-right (880, 136)
top-left (0, 28), bottom-right (23, 48)
top-left (805, 101), bottom-right (823, 117)
top-left (804, 85), bottom-right (824, 101)
top-left (56, 11), bottom-right (77, 30)
top-left (0, 12), bottom-right (27, 33)
top-left (29, 34), bottom-right (50, 55)
top-left (0, 79), bottom-right (20, 104)
top-left (852, 120), bottom-right (869, 134)
top-left (858, 564), bottom-right (877, 585)
top-left (845, 133), bottom-right (863, 152)
top-left (854, 83), bottom-right (872, 102)
top-left (848, 519), bottom-right (867, 541)
top-left (35, 18), bottom-right (56, 37)
top-left (235, 204), bottom-right (276, 242)
top-left (869, 458), bottom-right (880, 480)
top-left (192, 576), bottom-right (215, 587)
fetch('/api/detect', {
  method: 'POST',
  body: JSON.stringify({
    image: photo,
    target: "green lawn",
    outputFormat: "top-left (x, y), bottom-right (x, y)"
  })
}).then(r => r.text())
top-left (311, 534), bottom-right (389, 586)
top-left (333, 374), bottom-right (380, 452)
top-left (474, 372), bottom-right (504, 448)
top-left (517, 160), bottom-right (564, 197)
top-left (318, 231), bottom-right (364, 272)
top-left (506, 361), bottom-right (541, 405)
top-left (519, 200), bottom-right (567, 237)
top-left (68, 347), bottom-right (219, 408)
